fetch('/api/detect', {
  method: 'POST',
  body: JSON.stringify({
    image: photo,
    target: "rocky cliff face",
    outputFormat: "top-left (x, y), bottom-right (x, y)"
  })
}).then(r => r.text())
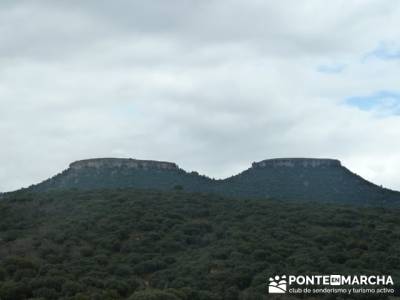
top-left (69, 158), bottom-right (179, 171)
top-left (252, 158), bottom-right (341, 168)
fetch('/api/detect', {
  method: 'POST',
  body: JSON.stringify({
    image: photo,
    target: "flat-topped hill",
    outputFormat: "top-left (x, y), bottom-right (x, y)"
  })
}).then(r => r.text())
top-left (29, 158), bottom-right (212, 193)
top-left (24, 157), bottom-right (400, 205)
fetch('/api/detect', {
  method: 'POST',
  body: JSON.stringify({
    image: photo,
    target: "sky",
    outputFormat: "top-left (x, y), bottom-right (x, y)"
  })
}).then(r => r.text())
top-left (1, 0), bottom-right (400, 192)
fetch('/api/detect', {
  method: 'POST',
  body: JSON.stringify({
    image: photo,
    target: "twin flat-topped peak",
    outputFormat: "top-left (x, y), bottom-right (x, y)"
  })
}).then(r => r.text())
top-left (69, 158), bottom-right (179, 171)
top-left (69, 157), bottom-right (341, 171)
top-left (252, 158), bottom-right (341, 168)
top-left (26, 156), bottom-right (400, 205)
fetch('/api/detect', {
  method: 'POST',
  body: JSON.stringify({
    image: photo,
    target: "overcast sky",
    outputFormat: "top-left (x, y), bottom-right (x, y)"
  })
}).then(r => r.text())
top-left (1, 0), bottom-right (400, 192)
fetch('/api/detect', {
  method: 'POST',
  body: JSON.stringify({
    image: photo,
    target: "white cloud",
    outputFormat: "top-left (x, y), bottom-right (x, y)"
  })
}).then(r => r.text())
top-left (1, 0), bottom-right (400, 191)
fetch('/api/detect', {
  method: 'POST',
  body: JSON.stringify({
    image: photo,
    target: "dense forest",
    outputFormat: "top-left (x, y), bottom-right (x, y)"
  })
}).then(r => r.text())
top-left (0, 189), bottom-right (399, 299)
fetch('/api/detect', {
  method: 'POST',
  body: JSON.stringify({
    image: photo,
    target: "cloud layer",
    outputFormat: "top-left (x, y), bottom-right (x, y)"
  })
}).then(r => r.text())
top-left (1, 0), bottom-right (400, 191)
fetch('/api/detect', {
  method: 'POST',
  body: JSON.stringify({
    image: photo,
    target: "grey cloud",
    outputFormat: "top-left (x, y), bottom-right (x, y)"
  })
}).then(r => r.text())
top-left (3, 0), bottom-right (397, 61)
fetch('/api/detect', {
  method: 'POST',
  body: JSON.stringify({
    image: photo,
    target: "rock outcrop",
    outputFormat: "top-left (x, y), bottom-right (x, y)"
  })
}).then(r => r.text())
top-left (69, 158), bottom-right (179, 171)
top-left (252, 158), bottom-right (341, 168)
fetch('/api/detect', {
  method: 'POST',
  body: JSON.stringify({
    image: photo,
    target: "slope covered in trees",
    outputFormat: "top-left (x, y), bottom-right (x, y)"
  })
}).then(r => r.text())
top-left (0, 189), bottom-right (399, 299)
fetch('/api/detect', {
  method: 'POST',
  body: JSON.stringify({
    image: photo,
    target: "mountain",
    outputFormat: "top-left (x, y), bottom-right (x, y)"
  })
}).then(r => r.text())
top-left (219, 158), bottom-right (400, 205)
top-left (3, 161), bottom-right (400, 298)
top-left (25, 157), bottom-right (400, 205)
top-left (28, 158), bottom-right (213, 193)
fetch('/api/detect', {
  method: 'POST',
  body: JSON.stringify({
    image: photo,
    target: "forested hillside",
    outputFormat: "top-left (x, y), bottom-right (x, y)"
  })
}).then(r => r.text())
top-left (1, 189), bottom-right (399, 299)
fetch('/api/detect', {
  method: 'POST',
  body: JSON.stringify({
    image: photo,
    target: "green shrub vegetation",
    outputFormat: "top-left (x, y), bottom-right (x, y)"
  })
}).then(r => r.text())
top-left (0, 189), bottom-right (399, 299)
